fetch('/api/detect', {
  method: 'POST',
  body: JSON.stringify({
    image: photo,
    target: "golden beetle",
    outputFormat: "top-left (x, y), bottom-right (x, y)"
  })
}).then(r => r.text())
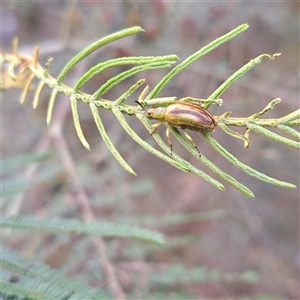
top-left (137, 100), bottom-right (216, 155)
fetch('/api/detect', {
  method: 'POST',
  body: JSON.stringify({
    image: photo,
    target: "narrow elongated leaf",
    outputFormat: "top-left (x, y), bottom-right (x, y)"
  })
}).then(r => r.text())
top-left (70, 95), bottom-right (90, 151)
top-left (57, 26), bottom-right (144, 84)
top-left (1, 215), bottom-right (164, 244)
top-left (74, 55), bottom-right (177, 91)
top-left (1, 152), bottom-right (50, 175)
top-left (136, 113), bottom-right (225, 191)
top-left (93, 62), bottom-right (176, 99)
top-left (169, 127), bottom-right (255, 199)
top-left (113, 107), bottom-right (190, 173)
top-left (203, 133), bottom-right (296, 188)
top-left (248, 123), bottom-right (300, 149)
top-left (149, 24), bottom-right (249, 99)
top-left (1, 247), bottom-right (108, 299)
top-left (207, 53), bottom-right (281, 108)
top-left (90, 102), bottom-right (136, 175)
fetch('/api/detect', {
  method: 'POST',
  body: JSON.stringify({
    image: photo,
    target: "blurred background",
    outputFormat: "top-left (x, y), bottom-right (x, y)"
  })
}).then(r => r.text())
top-left (1, 1), bottom-right (299, 299)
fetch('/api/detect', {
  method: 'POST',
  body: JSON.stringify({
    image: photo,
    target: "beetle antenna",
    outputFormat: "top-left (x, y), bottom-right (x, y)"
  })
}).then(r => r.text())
top-left (135, 100), bottom-right (144, 109)
top-left (135, 101), bottom-right (150, 115)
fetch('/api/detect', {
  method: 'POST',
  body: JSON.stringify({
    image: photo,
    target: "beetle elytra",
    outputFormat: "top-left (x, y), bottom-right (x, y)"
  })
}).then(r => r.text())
top-left (136, 100), bottom-right (216, 155)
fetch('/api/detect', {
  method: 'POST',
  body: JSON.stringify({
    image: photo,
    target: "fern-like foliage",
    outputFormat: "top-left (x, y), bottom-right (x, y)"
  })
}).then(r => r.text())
top-left (1, 152), bottom-right (51, 175)
top-left (1, 152), bottom-right (52, 198)
top-left (127, 209), bottom-right (226, 226)
top-left (1, 215), bottom-right (164, 244)
top-left (1, 24), bottom-right (299, 199)
top-left (148, 265), bottom-right (259, 286)
top-left (0, 247), bottom-right (110, 299)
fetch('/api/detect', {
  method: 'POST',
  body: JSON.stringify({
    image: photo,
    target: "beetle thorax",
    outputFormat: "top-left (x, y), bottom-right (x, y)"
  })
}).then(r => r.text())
top-left (146, 106), bottom-right (166, 120)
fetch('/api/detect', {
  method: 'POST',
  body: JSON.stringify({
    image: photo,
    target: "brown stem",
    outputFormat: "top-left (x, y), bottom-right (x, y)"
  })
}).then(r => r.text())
top-left (48, 68), bottom-right (126, 298)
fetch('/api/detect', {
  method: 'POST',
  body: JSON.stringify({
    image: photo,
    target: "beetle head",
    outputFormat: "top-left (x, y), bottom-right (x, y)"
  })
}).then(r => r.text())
top-left (145, 107), bottom-right (165, 120)
top-left (135, 101), bottom-right (165, 120)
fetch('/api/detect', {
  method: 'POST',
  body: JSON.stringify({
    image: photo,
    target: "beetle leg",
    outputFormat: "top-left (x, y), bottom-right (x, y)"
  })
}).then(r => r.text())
top-left (166, 125), bottom-right (173, 155)
top-left (182, 130), bottom-right (201, 156)
top-left (150, 122), bottom-right (162, 135)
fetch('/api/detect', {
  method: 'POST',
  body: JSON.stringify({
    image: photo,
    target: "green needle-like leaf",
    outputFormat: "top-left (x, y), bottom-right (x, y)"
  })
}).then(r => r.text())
top-left (115, 79), bottom-right (145, 105)
top-left (169, 127), bottom-right (255, 199)
top-left (203, 133), bottom-right (296, 189)
top-left (148, 23), bottom-right (249, 99)
top-left (277, 124), bottom-right (300, 140)
top-left (207, 53), bottom-right (281, 108)
top-left (93, 61), bottom-right (176, 99)
top-left (136, 113), bottom-right (225, 191)
top-left (57, 26), bottom-right (144, 84)
top-left (74, 55), bottom-right (178, 92)
top-left (90, 102), bottom-right (136, 175)
top-left (70, 96), bottom-right (90, 151)
top-left (46, 88), bottom-right (58, 125)
top-left (248, 124), bottom-right (300, 149)
top-left (1, 215), bottom-right (164, 244)
top-left (112, 107), bottom-right (190, 173)
top-left (3, 23), bottom-right (298, 198)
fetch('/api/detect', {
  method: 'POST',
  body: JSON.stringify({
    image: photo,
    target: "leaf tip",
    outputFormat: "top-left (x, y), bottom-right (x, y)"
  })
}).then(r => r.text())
top-left (220, 185), bottom-right (225, 191)
top-left (124, 164), bottom-right (136, 176)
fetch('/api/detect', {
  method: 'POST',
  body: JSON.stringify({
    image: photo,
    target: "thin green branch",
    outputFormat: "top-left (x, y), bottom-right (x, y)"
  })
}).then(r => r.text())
top-left (248, 98), bottom-right (281, 119)
top-left (217, 122), bottom-right (250, 148)
top-left (215, 99), bottom-right (299, 148)
top-left (2, 23), bottom-right (298, 198)
top-left (216, 115), bottom-right (300, 128)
